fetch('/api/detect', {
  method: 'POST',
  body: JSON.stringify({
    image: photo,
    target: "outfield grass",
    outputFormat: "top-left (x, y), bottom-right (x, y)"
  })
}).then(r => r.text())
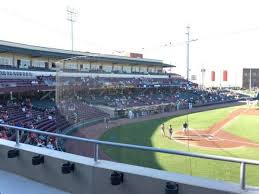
top-left (223, 115), bottom-right (259, 143)
top-left (100, 105), bottom-right (259, 186)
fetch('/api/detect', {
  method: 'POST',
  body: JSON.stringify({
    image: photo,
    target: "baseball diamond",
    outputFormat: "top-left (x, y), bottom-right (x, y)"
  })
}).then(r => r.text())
top-left (65, 104), bottom-right (259, 186)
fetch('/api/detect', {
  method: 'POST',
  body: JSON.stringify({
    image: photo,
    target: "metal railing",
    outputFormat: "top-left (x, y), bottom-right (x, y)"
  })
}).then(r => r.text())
top-left (0, 123), bottom-right (259, 190)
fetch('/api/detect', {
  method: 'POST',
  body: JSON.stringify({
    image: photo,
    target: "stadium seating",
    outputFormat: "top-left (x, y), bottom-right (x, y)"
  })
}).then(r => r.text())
top-left (0, 98), bottom-right (109, 150)
top-left (0, 74), bottom-right (240, 151)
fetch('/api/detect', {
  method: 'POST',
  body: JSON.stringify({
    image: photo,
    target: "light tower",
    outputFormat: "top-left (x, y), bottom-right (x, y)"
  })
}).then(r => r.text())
top-left (186, 26), bottom-right (198, 82)
top-left (67, 7), bottom-right (77, 51)
top-left (186, 26), bottom-right (190, 81)
top-left (201, 68), bottom-right (206, 88)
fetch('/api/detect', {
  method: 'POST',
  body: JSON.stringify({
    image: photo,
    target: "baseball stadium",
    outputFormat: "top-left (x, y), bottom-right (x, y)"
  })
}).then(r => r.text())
top-left (0, 40), bottom-right (259, 193)
top-left (1, 0), bottom-right (259, 193)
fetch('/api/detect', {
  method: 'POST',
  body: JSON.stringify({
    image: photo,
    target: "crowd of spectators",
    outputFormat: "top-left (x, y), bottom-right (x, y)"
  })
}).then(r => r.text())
top-left (0, 99), bottom-right (62, 150)
top-left (0, 75), bottom-right (193, 95)
top-left (0, 75), bottom-right (244, 149)
top-left (83, 88), bottom-right (238, 110)
top-left (59, 76), bottom-right (192, 89)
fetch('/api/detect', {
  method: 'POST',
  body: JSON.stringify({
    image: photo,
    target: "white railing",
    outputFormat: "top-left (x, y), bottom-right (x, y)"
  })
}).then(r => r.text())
top-left (0, 123), bottom-right (259, 190)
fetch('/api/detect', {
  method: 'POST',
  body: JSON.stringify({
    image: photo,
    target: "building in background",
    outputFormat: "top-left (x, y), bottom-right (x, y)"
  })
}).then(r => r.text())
top-left (242, 68), bottom-right (259, 89)
top-left (191, 66), bottom-right (245, 88)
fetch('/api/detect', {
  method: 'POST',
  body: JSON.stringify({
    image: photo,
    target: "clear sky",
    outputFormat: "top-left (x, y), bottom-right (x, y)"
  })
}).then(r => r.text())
top-left (0, 0), bottom-right (258, 86)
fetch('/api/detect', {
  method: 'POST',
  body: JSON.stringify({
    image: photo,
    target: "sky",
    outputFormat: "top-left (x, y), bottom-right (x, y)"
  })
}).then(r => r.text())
top-left (0, 0), bottom-right (259, 86)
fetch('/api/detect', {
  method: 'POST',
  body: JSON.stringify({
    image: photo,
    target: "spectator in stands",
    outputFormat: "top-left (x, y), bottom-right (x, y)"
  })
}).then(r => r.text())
top-left (0, 131), bottom-right (8, 140)
top-left (29, 122), bottom-right (35, 129)
top-left (36, 115), bottom-right (42, 122)
top-left (188, 102), bottom-right (192, 109)
top-left (26, 133), bottom-right (37, 145)
top-left (37, 139), bottom-right (45, 147)
top-left (22, 106), bottom-right (26, 112)
top-left (3, 112), bottom-right (8, 120)
top-left (26, 111), bottom-right (32, 118)
top-left (15, 122), bottom-right (22, 128)
top-left (46, 141), bottom-right (54, 149)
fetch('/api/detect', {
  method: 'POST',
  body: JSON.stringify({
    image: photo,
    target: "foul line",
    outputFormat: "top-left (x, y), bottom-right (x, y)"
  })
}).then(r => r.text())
top-left (176, 128), bottom-right (259, 149)
top-left (211, 109), bottom-right (246, 136)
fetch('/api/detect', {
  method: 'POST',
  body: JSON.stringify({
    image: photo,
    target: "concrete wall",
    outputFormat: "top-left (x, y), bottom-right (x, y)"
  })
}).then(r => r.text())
top-left (0, 140), bottom-right (249, 194)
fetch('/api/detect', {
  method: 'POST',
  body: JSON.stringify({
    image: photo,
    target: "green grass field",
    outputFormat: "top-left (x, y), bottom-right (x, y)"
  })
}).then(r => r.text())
top-left (100, 105), bottom-right (259, 186)
top-left (223, 115), bottom-right (259, 143)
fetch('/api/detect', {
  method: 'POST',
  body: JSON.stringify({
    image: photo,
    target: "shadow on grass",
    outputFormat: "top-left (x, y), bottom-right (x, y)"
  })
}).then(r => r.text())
top-left (99, 109), bottom-right (259, 186)
top-left (99, 115), bottom-right (193, 173)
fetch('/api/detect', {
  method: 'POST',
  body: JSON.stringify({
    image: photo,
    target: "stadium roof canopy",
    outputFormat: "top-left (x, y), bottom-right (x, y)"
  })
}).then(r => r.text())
top-left (0, 40), bottom-right (175, 68)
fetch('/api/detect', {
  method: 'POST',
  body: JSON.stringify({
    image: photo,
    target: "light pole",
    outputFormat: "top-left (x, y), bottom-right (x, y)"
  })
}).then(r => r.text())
top-left (67, 7), bottom-right (77, 51)
top-left (201, 68), bottom-right (206, 88)
top-left (186, 26), bottom-right (190, 81)
top-left (186, 25), bottom-right (198, 82)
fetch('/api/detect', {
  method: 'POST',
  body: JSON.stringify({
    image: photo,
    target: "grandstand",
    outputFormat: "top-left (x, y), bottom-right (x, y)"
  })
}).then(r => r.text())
top-left (0, 40), bottom-right (246, 149)
top-left (0, 40), bottom-right (175, 149)
top-left (0, 40), bottom-right (173, 74)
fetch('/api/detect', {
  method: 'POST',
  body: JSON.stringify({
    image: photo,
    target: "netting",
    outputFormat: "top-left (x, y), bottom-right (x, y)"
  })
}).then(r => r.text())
top-left (56, 68), bottom-right (110, 134)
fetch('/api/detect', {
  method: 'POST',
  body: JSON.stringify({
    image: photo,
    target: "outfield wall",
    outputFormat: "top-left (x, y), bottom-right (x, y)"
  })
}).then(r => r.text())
top-left (177, 101), bottom-right (245, 117)
top-left (105, 101), bottom-right (246, 127)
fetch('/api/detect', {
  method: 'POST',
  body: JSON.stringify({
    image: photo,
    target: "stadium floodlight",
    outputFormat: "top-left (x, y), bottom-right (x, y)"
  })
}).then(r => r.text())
top-left (32, 155), bottom-right (44, 165)
top-left (61, 162), bottom-right (75, 174)
top-left (110, 171), bottom-right (124, 185)
top-left (67, 6), bottom-right (78, 51)
top-left (7, 149), bottom-right (19, 158)
top-left (186, 25), bottom-right (198, 81)
top-left (165, 182), bottom-right (178, 194)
